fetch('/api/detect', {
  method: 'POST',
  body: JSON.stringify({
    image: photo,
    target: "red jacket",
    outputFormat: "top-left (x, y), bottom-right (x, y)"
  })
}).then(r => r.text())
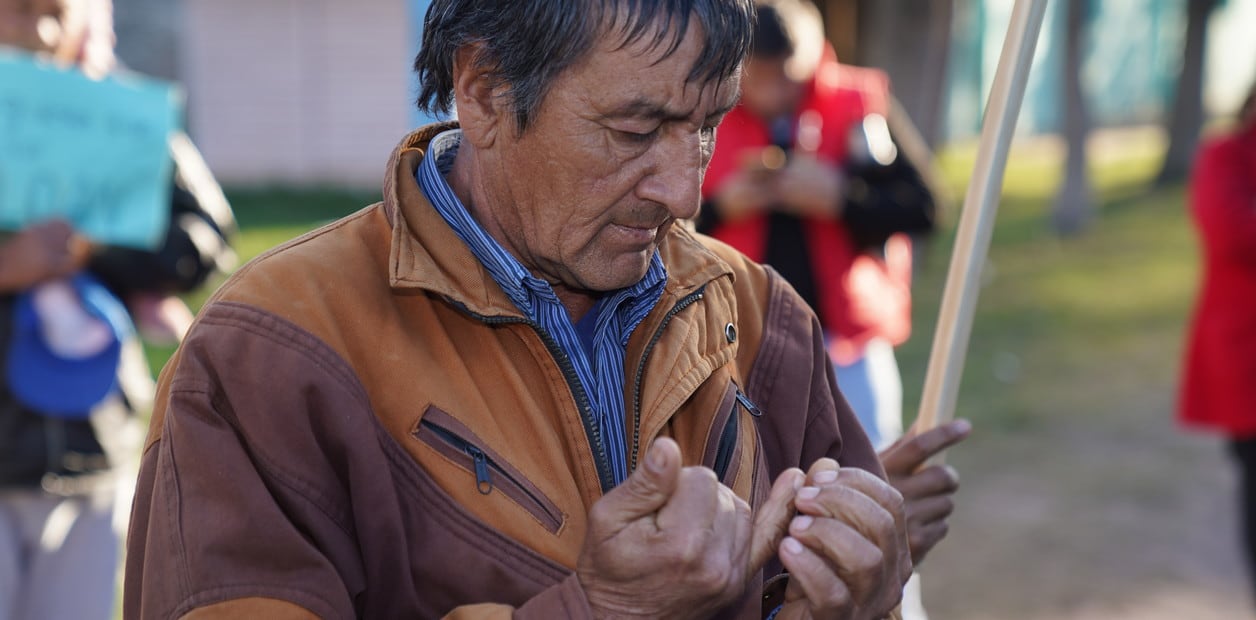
top-left (1180, 122), bottom-right (1256, 436)
top-left (701, 48), bottom-right (911, 363)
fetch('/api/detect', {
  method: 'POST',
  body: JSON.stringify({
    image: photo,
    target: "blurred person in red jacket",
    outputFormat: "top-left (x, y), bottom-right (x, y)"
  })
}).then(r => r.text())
top-left (696, 1), bottom-right (952, 617)
top-left (698, 0), bottom-right (936, 451)
top-left (1180, 80), bottom-right (1256, 598)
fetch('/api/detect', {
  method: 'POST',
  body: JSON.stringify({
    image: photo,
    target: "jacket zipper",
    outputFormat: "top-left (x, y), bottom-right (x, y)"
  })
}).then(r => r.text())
top-left (712, 404), bottom-right (739, 482)
top-left (711, 391), bottom-right (763, 482)
top-left (419, 419), bottom-right (564, 532)
top-left (442, 299), bottom-right (615, 493)
top-left (735, 391), bottom-right (763, 418)
top-left (629, 286), bottom-right (709, 472)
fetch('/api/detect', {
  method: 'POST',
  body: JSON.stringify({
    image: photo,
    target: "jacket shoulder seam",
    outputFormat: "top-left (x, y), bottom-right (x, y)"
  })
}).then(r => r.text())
top-left (205, 204), bottom-right (383, 306)
top-left (183, 302), bottom-right (370, 408)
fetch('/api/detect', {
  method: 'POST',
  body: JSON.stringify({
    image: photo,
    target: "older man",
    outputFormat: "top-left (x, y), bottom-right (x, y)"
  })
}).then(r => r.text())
top-left (126, 1), bottom-right (926, 618)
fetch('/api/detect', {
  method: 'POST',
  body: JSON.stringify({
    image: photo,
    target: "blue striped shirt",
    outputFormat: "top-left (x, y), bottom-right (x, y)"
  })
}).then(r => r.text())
top-left (416, 129), bottom-right (666, 487)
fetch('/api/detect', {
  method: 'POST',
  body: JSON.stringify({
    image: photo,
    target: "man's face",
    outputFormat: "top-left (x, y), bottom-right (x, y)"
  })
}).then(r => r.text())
top-left (740, 53), bottom-right (803, 121)
top-left (477, 19), bottom-right (740, 294)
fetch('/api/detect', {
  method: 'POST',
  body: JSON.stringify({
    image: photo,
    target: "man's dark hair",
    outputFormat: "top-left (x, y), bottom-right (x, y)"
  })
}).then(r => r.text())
top-left (752, 5), bottom-right (793, 58)
top-left (415, 0), bottom-right (755, 132)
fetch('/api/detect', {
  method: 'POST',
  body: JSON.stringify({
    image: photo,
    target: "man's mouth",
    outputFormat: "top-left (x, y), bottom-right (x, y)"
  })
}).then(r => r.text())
top-left (609, 221), bottom-right (666, 246)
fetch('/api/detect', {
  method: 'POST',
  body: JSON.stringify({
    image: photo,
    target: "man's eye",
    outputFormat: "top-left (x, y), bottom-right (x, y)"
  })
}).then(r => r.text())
top-left (617, 127), bottom-right (659, 143)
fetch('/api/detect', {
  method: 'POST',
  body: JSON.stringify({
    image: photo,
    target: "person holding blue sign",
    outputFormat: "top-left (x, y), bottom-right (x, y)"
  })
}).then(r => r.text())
top-left (0, 1), bottom-right (235, 618)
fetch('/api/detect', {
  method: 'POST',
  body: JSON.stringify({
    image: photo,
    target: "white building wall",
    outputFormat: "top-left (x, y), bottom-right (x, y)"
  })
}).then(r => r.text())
top-left (182, 0), bottom-right (410, 186)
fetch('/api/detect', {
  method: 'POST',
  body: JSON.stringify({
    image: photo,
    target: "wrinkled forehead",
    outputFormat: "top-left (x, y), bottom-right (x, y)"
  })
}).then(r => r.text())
top-left (592, 0), bottom-right (750, 87)
top-left (574, 13), bottom-right (742, 113)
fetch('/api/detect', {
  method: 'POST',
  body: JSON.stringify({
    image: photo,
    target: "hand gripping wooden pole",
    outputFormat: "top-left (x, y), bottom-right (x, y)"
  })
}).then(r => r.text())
top-left (913, 0), bottom-right (1050, 454)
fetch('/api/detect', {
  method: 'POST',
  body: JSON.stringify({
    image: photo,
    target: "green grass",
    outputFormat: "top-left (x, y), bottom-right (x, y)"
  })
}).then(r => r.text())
top-left (142, 142), bottom-right (1195, 440)
top-left (897, 139), bottom-right (1195, 435)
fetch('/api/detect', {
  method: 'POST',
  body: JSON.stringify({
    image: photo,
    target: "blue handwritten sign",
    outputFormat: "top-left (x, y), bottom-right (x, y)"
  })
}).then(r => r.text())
top-left (0, 50), bottom-right (182, 249)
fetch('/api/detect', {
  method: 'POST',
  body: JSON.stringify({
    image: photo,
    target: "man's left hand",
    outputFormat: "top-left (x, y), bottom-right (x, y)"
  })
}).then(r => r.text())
top-left (879, 419), bottom-right (971, 565)
top-left (773, 459), bottom-right (912, 620)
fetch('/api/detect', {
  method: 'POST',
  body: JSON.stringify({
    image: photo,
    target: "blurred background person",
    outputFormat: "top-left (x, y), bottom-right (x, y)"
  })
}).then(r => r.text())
top-left (1179, 79), bottom-right (1256, 603)
top-left (2, 0), bottom-right (236, 343)
top-left (0, 0), bottom-right (234, 617)
top-left (0, 224), bottom-right (133, 620)
top-left (699, 0), bottom-right (937, 450)
top-left (696, 0), bottom-right (942, 616)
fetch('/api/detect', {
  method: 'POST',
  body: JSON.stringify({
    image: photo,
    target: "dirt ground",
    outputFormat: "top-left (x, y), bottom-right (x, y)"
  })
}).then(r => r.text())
top-left (919, 397), bottom-right (1252, 619)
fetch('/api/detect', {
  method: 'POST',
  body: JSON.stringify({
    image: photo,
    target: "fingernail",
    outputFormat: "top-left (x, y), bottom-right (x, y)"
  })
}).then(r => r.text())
top-left (956, 419), bottom-right (973, 434)
top-left (783, 537), bottom-right (804, 555)
top-left (792, 515), bottom-right (813, 532)
top-left (797, 486), bottom-right (820, 500)
top-left (792, 471), bottom-right (804, 490)
top-left (813, 470), bottom-right (838, 484)
top-left (647, 445), bottom-right (666, 472)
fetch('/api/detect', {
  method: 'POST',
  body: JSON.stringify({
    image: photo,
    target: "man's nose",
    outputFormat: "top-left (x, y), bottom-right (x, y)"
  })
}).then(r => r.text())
top-left (636, 130), bottom-right (703, 221)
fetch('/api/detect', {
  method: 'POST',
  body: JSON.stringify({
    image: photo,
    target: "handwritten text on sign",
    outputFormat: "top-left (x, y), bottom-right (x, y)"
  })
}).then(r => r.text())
top-left (0, 51), bottom-right (182, 249)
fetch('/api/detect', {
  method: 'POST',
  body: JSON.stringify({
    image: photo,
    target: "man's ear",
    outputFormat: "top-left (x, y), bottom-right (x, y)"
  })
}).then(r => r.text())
top-left (452, 43), bottom-right (508, 149)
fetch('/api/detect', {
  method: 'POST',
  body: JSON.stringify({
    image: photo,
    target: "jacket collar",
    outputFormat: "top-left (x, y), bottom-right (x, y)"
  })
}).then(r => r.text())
top-left (381, 124), bottom-right (734, 317)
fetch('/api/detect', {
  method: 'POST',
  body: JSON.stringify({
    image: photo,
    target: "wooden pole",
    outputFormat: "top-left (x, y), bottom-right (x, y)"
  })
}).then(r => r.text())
top-left (913, 0), bottom-right (1050, 450)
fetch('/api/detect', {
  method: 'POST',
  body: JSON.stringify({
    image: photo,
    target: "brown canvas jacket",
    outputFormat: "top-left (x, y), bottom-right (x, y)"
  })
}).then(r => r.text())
top-left (123, 124), bottom-right (883, 619)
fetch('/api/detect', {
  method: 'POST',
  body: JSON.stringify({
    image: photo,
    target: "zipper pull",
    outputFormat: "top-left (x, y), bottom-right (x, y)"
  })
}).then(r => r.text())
top-left (467, 446), bottom-right (493, 494)
top-left (736, 391), bottom-right (763, 417)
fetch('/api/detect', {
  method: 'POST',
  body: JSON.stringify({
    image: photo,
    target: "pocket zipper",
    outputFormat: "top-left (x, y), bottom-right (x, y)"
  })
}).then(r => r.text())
top-left (714, 391), bottom-right (762, 482)
top-left (712, 411), bottom-right (739, 482)
top-left (466, 444), bottom-right (492, 495)
top-left (736, 391), bottom-right (763, 417)
top-left (418, 420), bottom-right (564, 533)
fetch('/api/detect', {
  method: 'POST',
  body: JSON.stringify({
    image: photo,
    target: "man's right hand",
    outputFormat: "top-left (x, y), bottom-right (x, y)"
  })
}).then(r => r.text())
top-left (0, 220), bottom-right (90, 292)
top-left (577, 437), bottom-right (804, 620)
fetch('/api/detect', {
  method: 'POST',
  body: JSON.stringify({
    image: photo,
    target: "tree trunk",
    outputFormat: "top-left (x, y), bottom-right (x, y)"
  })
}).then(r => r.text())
top-left (853, 0), bottom-right (954, 149)
top-left (1156, 0), bottom-right (1218, 185)
top-left (1052, 0), bottom-right (1093, 235)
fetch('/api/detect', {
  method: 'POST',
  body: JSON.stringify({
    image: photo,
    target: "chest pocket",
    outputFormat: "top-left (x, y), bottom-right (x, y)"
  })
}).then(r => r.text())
top-left (412, 405), bottom-right (566, 535)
